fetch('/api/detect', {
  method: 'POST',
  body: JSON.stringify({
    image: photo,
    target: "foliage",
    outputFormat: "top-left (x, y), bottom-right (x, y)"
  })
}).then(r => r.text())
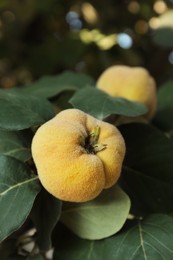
top-left (53, 214), bottom-right (173, 260)
top-left (0, 0), bottom-right (173, 259)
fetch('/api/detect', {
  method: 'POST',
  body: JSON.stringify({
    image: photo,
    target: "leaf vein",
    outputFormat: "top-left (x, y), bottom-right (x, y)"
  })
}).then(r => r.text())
top-left (129, 245), bottom-right (141, 260)
top-left (138, 221), bottom-right (147, 260)
top-left (142, 230), bottom-right (173, 253)
top-left (0, 176), bottom-right (38, 196)
top-left (144, 241), bottom-right (167, 260)
top-left (114, 226), bottom-right (137, 257)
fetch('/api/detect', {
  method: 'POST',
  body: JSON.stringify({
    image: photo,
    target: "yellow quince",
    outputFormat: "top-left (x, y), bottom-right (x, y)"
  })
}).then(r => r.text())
top-left (31, 109), bottom-right (126, 202)
top-left (96, 65), bottom-right (157, 119)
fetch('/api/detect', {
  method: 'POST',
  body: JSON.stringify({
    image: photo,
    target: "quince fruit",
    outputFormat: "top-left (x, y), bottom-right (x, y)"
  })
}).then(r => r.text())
top-left (32, 109), bottom-right (126, 202)
top-left (96, 65), bottom-right (157, 119)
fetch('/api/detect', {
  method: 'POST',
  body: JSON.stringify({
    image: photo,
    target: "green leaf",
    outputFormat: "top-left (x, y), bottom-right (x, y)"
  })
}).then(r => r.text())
top-left (0, 156), bottom-right (40, 242)
top-left (153, 81), bottom-right (173, 131)
top-left (53, 214), bottom-right (173, 260)
top-left (119, 123), bottom-right (173, 214)
top-left (13, 72), bottom-right (94, 99)
top-left (0, 89), bottom-right (54, 130)
top-left (0, 129), bottom-right (31, 162)
top-left (69, 87), bottom-right (148, 120)
top-left (61, 185), bottom-right (130, 240)
top-left (31, 189), bottom-right (62, 251)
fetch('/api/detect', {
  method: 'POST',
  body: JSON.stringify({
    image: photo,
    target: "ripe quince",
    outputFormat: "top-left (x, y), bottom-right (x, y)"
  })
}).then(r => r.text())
top-left (32, 109), bottom-right (126, 202)
top-left (96, 65), bottom-right (157, 119)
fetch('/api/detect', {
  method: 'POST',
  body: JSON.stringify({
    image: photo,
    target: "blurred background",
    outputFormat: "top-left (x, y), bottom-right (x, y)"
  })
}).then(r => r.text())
top-left (0, 0), bottom-right (173, 89)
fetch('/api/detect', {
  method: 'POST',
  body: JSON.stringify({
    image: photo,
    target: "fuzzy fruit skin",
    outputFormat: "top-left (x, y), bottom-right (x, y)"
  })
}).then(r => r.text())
top-left (31, 109), bottom-right (126, 202)
top-left (96, 65), bottom-right (157, 119)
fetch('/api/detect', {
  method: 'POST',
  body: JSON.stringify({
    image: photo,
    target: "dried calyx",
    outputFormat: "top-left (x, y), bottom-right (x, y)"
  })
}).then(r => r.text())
top-left (83, 126), bottom-right (107, 154)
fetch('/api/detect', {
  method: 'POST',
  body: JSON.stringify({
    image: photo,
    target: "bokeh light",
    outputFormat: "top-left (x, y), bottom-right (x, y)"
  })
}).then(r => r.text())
top-left (153, 0), bottom-right (167, 14)
top-left (149, 17), bottom-right (160, 29)
top-left (117, 33), bottom-right (133, 49)
top-left (135, 20), bottom-right (148, 34)
top-left (128, 1), bottom-right (140, 14)
top-left (66, 11), bottom-right (83, 31)
top-left (81, 2), bottom-right (98, 24)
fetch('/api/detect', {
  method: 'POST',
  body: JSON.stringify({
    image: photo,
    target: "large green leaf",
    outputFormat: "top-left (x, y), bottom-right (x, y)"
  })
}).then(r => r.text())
top-left (12, 72), bottom-right (94, 99)
top-left (53, 214), bottom-right (173, 260)
top-left (31, 189), bottom-right (62, 251)
top-left (70, 87), bottom-right (148, 120)
top-left (0, 89), bottom-right (54, 130)
top-left (0, 129), bottom-right (31, 161)
top-left (0, 156), bottom-right (40, 242)
top-left (153, 81), bottom-right (173, 131)
top-left (61, 185), bottom-right (130, 240)
top-left (119, 123), bottom-right (173, 214)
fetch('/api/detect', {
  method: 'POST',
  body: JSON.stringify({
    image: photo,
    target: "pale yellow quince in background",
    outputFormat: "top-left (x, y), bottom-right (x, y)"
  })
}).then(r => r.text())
top-left (96, 65), bottom-right (157, 120)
